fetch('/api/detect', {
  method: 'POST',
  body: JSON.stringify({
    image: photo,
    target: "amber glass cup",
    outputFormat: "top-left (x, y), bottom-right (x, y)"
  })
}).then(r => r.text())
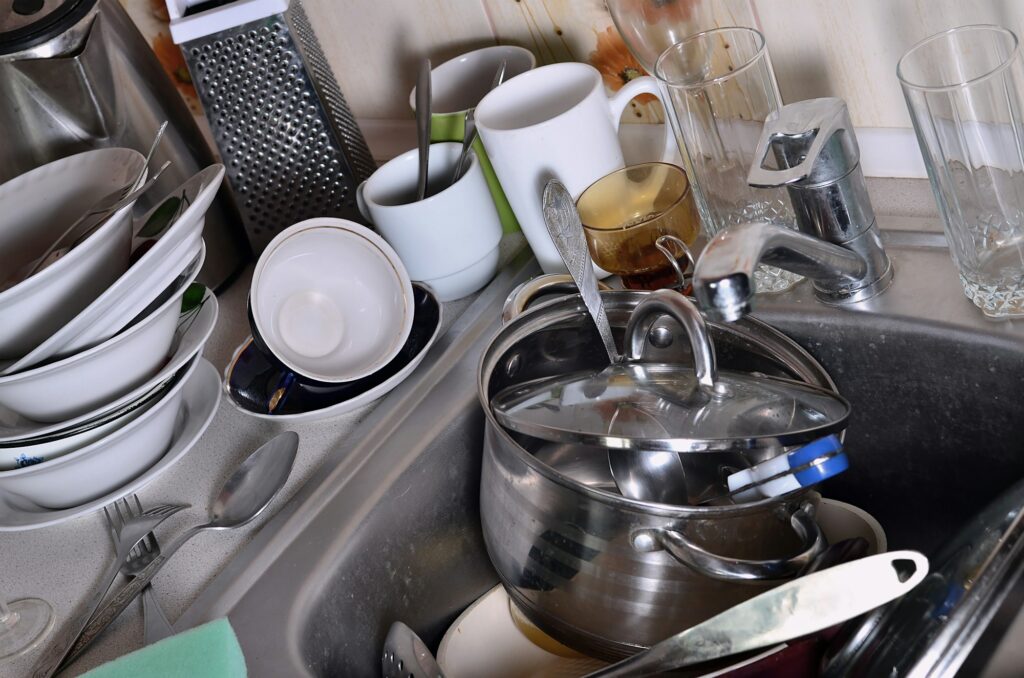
top-left (577, 162), bottom-right (700, 290)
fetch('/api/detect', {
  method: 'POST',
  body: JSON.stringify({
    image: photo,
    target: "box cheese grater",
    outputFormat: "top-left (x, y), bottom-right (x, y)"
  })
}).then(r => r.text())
top-left (168, 0), bottom-right (376, 253)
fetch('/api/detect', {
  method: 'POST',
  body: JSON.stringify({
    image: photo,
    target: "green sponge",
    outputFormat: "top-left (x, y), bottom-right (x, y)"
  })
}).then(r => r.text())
top-left (82, 618), bottom-right (246, 678)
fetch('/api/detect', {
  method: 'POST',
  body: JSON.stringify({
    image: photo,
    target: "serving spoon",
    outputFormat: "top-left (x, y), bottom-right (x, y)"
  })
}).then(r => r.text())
top-left (541, 180), bottom-right (689, 505)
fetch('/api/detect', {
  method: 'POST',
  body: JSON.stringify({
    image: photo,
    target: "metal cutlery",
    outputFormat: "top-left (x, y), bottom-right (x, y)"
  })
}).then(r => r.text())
top-left (415, 58), bottom-right (432, 202)
top-left (105, 495), bottom-right (176, 646)
top-left (31, 502), bottom-right (186, 678)
top-left (541, 180), bottom-right (619, 363)
top-left (61, 432), bottom-right (299, 666)
top-left (542, 180), bottom-right (691, 505)
top-left (449, 108), bottom-right (476, 187)
top-left (450, 58), bottom-right (507, 186)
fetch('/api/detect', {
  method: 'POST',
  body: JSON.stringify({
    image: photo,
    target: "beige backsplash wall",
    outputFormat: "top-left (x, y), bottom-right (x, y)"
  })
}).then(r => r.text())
top-left (306, 0), bottom-right (1024, 130)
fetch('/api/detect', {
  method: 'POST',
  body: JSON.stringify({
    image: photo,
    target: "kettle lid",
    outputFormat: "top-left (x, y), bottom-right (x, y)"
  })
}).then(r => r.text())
top-left (0, 0), bottom-right (96, 58)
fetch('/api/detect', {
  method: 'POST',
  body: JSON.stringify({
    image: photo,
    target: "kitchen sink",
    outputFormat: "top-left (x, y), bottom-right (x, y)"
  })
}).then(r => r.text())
top-left (179, 225), bottom-right (1024, 676)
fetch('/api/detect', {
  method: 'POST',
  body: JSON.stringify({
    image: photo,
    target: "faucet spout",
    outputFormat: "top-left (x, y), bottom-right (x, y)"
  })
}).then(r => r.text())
top-left (693, 222), bottom-right (882, 322)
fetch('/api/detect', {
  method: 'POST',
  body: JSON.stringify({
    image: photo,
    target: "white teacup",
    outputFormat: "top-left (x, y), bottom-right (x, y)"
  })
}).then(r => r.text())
top-left (250, 218), bottom-right (415, 383)
top-left (357, 142), bottom-right (503, 302)
top-left (475, 62), bottom-right (674, 275)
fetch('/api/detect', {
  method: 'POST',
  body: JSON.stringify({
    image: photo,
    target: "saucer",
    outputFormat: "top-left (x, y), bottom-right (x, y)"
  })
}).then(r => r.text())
top-left (0, 287), bottom-right (218, 443)
top-left (225, 284), bottom-right (442, 422)
top-left (0, 358), bottom-right (221, 531)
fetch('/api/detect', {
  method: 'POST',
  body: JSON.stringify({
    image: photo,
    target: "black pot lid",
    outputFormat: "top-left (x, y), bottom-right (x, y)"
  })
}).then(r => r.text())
top-left (491, 362), bottom-right (850, 452)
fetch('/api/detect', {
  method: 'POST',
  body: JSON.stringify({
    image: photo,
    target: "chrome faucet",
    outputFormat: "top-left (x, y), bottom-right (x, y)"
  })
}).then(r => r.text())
top-left (693, 98), bottom-right (894, 322)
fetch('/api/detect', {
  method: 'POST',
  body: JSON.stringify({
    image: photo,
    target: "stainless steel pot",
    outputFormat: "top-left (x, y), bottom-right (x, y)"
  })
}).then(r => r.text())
top-left (478, 284), bottom-right (840, 659)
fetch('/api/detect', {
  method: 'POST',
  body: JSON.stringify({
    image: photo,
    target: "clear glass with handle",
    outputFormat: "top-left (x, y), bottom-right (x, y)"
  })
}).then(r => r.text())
top-left (654, 26), bottom-right (802, 294)
top-left (898, 25), bottom-right (1024, 318)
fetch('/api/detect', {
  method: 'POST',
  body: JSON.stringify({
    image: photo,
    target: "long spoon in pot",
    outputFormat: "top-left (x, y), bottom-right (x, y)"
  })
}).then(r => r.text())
top-left (541, 181), bottom-right (689, 504)
top-left (541, 180), bottom-right (619, 364)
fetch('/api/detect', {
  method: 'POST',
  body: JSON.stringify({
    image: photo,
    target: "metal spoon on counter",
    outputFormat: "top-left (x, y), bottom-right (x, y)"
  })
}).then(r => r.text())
top-left (541, 180), bottom-right (689, 505)
top-left (59, 431), bottom-right (300, 668)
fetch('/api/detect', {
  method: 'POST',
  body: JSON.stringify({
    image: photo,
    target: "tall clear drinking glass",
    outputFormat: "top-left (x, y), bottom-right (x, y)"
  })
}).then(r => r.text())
top-left (655, 27), bottom-right (802, 293)
top-left (899, 25), bottom-right (1024, 318)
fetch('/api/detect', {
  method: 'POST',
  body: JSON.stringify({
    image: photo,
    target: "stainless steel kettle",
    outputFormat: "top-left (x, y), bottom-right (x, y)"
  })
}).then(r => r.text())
top-left (0, 0), bottom-right (249, 290)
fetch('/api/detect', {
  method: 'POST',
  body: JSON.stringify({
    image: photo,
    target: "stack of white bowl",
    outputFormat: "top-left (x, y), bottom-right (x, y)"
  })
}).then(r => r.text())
top-left (0, 149), bottom-right (225, 515)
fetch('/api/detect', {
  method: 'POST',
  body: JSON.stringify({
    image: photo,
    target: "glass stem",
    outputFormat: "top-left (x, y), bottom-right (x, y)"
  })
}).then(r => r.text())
top-left (0, 599), bottom-right (14, 630)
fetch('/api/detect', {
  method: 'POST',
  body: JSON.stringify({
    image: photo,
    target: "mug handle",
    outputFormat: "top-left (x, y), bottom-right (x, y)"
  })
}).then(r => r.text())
top-left (632, 501), bottom-right (828, 582)
top-left (607, 75), bottom-right (677, 163)
top-left (355, 181), bottom-right (372, 223)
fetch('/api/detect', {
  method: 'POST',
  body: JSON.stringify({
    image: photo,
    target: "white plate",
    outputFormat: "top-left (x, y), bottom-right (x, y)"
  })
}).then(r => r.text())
top-left (1, 164), bottom-right (223, 374)
top-left (0, 287), bottom-right (218, 442)
top-left (223, 302), bottom-right (443, 423)
top-left (437, 499), bottom-right (887, 677)
top-left (0, 358), bottom-right (221, 531)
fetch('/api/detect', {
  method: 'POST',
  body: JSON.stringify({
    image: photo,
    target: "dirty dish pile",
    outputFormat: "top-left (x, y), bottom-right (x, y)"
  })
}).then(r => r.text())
top-left (0, 154), bottom-right (224, 525)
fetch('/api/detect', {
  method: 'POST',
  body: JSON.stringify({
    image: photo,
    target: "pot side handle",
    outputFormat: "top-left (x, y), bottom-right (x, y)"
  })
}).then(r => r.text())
top-left (633, 502), bottom-right (827, 582)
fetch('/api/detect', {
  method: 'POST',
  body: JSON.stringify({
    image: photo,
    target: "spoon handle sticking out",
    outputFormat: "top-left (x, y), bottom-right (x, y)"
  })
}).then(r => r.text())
top-left (415, 58), bottom-right (432, 201)
top-left (542, 180), bottom-right (619, 363)
top-left (451, 58), bottom-right (507, 186)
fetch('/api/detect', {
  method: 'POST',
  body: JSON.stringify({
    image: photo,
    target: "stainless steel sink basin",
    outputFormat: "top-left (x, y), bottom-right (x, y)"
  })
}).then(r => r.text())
top-left (179, 225), bottom-right (1024, 677)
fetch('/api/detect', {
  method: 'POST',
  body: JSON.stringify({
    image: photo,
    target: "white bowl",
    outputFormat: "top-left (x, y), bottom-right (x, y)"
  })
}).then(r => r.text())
top-left (0, 355), bottom-right (201, 509)
top-left (0, 149), bottom-right (145, 360)
top-left (1, 165), bottom-right (222, 374)
top-left (0, 286), bottom-right (218, 442)
top-left (0, 246), bottom-right (204, 422)
top-left (0, 358), bottom-right (221, 531)
top-left (250, 218), bottom-right (414, 383)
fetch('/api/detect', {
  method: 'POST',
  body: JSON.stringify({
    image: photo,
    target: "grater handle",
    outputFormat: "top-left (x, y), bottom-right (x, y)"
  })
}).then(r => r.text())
top-left (167, 0), bottom-right (289, 44)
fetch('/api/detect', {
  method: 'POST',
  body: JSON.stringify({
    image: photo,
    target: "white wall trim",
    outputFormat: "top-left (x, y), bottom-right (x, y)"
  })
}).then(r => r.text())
top-left (358, 118), bottom-right (930, 180)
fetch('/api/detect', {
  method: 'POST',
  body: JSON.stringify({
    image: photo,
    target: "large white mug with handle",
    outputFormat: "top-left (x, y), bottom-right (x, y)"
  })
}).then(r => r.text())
top-left (475, 62), bottom-right (675, 275)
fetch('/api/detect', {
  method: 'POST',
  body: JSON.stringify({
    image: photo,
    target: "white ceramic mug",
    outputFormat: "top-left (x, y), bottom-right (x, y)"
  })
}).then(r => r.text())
top-left (357, 142), bottom-right (503, 302)
top-left (475, 62), bottom-right (674, 274)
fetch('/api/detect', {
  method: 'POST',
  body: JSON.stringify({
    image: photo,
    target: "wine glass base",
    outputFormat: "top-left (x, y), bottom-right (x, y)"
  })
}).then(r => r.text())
top-left (0, 598), bottom-right (55, 660)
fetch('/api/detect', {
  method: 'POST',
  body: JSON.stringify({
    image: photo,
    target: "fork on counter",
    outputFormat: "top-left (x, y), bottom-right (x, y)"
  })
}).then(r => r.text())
top-left (32, 501), bottom-right (185, 678)
top-left (105, 495), bottom-right (177, 645)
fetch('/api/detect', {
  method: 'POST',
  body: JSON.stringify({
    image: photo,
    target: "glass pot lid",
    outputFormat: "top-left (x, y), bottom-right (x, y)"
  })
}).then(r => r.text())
top-left (490, 291), bottom-right (850, 452)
